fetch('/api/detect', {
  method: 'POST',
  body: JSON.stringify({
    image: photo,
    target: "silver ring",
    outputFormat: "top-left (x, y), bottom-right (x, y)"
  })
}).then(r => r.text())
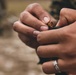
top-left (53, 60), bottom-right (61, 73)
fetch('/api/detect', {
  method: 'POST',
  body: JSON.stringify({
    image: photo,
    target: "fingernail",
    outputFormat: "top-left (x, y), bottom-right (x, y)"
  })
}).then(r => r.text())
top-left (33, 31), bottom-right (40, 36)
top-left (44, 17), bottom-right (50, 23)
top-left (40, 26), bottom-right (48, 31)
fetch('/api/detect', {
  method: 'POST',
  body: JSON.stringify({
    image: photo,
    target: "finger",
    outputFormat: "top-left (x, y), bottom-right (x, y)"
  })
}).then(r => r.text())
top-left (26, 3), bottom-right (57, 27)
top-left (13, 21), bottom-right (40, 36)
top-left (42, 58), bottom-right (76, 74)
top-left (20, 11), bottom-right (49, 31)
top-left (42, 59), bottom-right (72, 74)
top-left (37, 29), bottom-right (63, 44)
top-left (18, 33), bottom-right (39, 48)
top-left (57, 8), bottom-right (76, 27)
top-left (18, 33), bottom-right (30, 44)
top-left (37, 44), bottom-right (61, 58)
top-left (42, 59), bottom-right (66, 74)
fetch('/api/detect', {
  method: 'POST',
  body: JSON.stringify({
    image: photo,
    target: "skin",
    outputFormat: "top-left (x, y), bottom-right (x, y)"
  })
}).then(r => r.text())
top-left (37, 8), bottom-right (76, 74)
top-left (13, 3), bottom-right (76, 75)
top-left (13, 3), bottom-right (57, 49)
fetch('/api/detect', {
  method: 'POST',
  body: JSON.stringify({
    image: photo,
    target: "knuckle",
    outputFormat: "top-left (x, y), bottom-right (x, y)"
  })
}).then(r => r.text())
top-left (60, 8), bottom-right (68, 16)
top-left (37, 33), bottom-right (43, 44)
top-left (42, 63), bottom-right (49, 74)
top-left (58, 28), bottom-right (70, 41)
top-left (61, 50), bottom-right (68, 57)
top-left (37, 46), bottom-right (42, 55)
top-left (20, 11), bottom-right (28, 21)
top-left (26, 3), bottom-right (40, 11)
top-left (61, 46), bottom-right (72, 57)
top-left (38, 10), bottom-right (45, 17)
top-left (31, 3), bottom-right (40, 7)
top-left (13, 21), bottom-right (19, 31)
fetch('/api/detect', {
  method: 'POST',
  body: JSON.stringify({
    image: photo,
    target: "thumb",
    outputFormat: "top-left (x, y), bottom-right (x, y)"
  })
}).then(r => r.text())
top-left (57, 8), bottom-right (76, 27)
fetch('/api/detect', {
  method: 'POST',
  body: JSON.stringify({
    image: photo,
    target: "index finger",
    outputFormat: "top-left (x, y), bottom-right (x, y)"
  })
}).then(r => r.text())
top-left (26, 3), bottom-right (57, 27)
top-left (37, 29), bottom-right (62, 44)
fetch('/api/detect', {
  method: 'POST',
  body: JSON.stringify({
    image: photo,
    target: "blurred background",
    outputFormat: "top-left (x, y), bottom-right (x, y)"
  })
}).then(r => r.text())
top-left (0, 0), bottom-right (52, 75)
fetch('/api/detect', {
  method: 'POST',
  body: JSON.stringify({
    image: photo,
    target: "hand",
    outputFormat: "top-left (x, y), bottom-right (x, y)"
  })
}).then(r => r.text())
top-left (36, 8), bottom-right (76, 74)
top-left (13, 3), bottom-right (57, 49)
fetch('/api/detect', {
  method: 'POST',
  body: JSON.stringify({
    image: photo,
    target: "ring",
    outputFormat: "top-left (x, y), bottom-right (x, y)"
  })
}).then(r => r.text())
top-left (53, 60), bottom-right (61, 73)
